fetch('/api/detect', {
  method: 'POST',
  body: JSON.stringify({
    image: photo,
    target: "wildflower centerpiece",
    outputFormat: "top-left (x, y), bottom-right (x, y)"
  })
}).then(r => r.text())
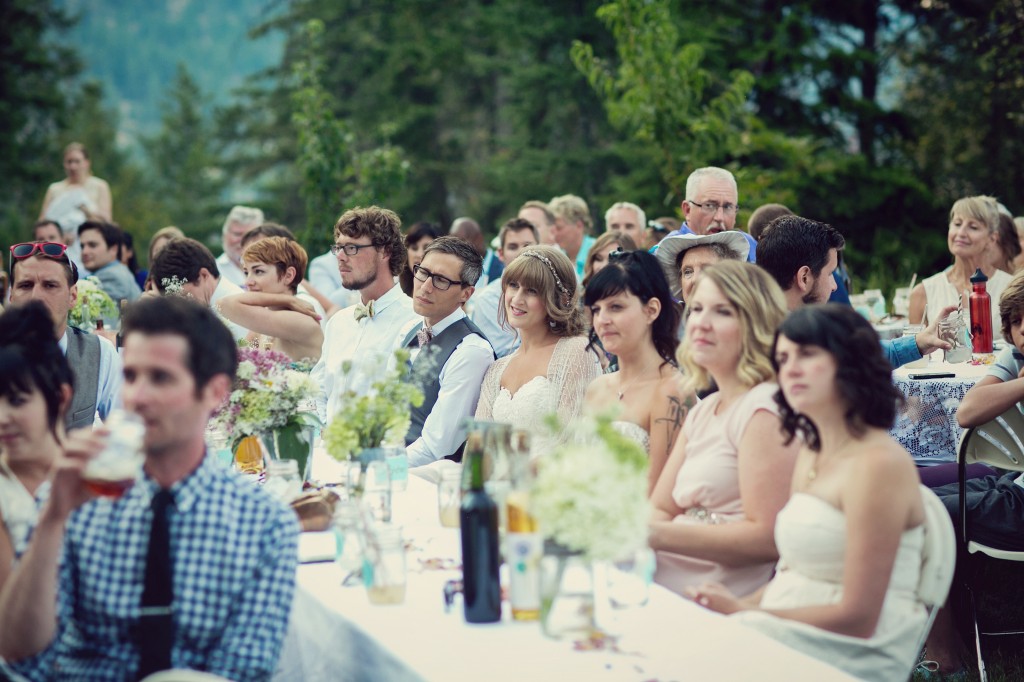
top-left (69, 276), bottom-right (117, 330)
top-left (322, 349), bottom-right (424, 469)
top-left (531, 415), bottom-right (650, 638)
top-left (211, 347), bottom-right (322, 477)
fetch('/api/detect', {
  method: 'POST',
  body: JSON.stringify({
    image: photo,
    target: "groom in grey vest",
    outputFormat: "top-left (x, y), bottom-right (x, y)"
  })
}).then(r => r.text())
top-left (9, 242), bottom-right (122, 429)
top-left (400, 236), bottom-right (495, 467)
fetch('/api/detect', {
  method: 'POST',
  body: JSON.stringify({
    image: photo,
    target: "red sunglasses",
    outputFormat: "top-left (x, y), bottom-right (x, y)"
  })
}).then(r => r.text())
top-left (10, 242), bottom-right (69, 259)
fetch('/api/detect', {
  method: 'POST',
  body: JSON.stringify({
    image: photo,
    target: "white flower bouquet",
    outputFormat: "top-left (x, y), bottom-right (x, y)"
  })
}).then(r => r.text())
top-left (68, 277), bottom-right (117, 329)
top-left (532, 416), bottom-right (650, 561)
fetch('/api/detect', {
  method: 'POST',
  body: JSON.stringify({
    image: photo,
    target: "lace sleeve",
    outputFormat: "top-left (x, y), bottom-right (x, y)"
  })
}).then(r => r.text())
top-left (474, 356), bottom-right (508, 420)
top-left (550, 336), bottom-right (603, 427)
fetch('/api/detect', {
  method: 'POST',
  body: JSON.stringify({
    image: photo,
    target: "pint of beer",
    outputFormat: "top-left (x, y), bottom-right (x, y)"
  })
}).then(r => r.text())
top-left (83, 410), bottom-right (144, 499)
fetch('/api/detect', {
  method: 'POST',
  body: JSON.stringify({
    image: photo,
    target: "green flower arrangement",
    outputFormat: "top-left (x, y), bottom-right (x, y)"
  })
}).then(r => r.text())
top-left (68, 277), bottom-right (117, 329)
top-left (532, 415), bottom-right (650, 561)
top-left (323, 349), bottom-right (424, 463)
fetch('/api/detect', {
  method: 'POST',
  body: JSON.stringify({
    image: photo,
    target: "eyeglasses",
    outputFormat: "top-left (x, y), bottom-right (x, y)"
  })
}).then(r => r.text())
top-left (331, 242), bottom-right (377, 257)
top-left (10, 242), bottom-right (69, 259)
top-left (647, 221), bottom-right (669, 233)
top-left (607, 248), bottom-right (629, 262)
top-left (687, 200), bottom-right (739, 216)
top-left (413, 265), bottom-right (467, 291)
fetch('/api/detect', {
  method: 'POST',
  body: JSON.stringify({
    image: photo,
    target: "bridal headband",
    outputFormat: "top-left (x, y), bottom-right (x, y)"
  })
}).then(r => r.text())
top-left (521, 251), bottom-right (571, 300)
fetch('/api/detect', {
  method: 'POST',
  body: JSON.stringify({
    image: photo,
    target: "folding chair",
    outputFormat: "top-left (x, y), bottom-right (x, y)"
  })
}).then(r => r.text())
top-left (913, 484), bottom-right (957, 675)
top-left (956, 405), bottom-right (1024, 682)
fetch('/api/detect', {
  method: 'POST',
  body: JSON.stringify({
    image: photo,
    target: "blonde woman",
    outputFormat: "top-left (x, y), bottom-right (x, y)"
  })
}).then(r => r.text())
top-left (909, 195), bottom-right (1013, 331)
top-left (475, 245), bottom-right (602, 458)
top-left (39, 142), bottom-right (112, 224)
top-left (218, 237), bottom-right (323, 362)
top-left (581, 231), bottom-right (637, 288)
top-left (650, 261), bottom-right (798, 597)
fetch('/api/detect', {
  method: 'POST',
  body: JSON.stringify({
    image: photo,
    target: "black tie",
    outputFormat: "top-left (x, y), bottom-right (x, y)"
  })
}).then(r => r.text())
top-left (137, 489), bottom-right (174, 680)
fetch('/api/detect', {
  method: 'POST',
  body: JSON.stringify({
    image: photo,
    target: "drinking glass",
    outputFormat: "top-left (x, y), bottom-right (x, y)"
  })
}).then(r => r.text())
top-left (363, 460), bottom-right (392, 523)
top-left (83, 409), bottom-right (144, 499)
top-left (437, 467), bottom-right (462, 528)
top-left (363, 523), bottom-right (406, 605)
top-left (385, 447), bottom-right (409, 492)
top-left (265, 459), bottom-right (302, 502)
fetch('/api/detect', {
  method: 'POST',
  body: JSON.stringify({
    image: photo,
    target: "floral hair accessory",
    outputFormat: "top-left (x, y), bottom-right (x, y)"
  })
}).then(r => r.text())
top-left (521, 251), bottom-right (571, 299)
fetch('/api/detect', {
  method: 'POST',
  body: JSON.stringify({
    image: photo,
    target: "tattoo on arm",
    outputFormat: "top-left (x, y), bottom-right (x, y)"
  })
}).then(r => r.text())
top-left (654, 395), bottom-right (687, 459)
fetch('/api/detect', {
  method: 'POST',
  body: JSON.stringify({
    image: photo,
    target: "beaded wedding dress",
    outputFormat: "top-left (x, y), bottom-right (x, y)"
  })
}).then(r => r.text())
top-left (476, 336), bottom-right (602, 459)
top-left (734, 493), bottom-right (926, 681)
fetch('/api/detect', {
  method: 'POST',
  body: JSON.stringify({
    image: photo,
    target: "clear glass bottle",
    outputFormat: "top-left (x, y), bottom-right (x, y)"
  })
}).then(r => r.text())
top-left (363, 523), bottom-right (406, 605)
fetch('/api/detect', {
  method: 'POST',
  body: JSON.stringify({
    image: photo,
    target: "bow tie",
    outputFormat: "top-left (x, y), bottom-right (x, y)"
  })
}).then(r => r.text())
top-left (353, 300), bottom-right (376, 322)
top-left (416, 325), bottom-right (433, 347)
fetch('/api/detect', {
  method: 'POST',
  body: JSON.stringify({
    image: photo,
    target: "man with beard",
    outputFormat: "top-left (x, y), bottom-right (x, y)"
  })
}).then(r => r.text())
top-left (310, 206), bottom-right (418, 420)
top-left (757, 214), bottom-right (952, 368)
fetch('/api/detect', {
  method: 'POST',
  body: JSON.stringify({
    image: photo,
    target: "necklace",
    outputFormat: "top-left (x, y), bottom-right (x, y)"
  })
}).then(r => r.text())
top-left (617, 357), bottom-right (659, 401)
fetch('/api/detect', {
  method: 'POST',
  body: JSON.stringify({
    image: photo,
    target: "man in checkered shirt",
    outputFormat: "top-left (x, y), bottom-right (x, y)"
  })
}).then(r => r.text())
top-left (0, 296), bottom-right (299, 681)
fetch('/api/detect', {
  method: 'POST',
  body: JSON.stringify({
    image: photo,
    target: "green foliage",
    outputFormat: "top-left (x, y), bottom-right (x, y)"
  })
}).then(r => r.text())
top-left (0, 0), bottom-right (80, 249)
top-left (142, 64), bottom-right (230, 244)
top-left (290, 20), bottom-right (409, 255)
top-left (572, 0), bottom-right (754, 196)
top-left (322, 350), bottom-right (424, 463)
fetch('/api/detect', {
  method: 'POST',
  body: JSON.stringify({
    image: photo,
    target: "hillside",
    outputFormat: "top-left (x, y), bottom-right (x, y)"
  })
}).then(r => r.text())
top-left (58, 0), bottom-right (283, 139)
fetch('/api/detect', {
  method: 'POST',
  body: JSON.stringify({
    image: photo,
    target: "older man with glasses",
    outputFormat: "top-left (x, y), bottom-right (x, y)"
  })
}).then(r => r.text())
top-left (8, 241), bottom-right (122, 429)
top-left (663, 167), bottom-right (757, 263)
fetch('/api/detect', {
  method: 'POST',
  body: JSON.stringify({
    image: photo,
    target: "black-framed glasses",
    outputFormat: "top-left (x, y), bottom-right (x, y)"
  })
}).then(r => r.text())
top-left (330, 242), bottom-right (377, 257)
top-left (607, 248), bottom-right (629, 262)
top-left (647, 221), bottom-right (669, 234)
top-left (10, 242), bottom-right (69, 259)
top-left (413, 265), bottom-right (467, 291)
top-left (687, 200), bottom-right (739, 216)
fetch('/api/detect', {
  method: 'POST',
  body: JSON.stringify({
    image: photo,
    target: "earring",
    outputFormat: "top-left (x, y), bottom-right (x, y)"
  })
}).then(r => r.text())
top-left (549, 319), bottom-right (557, 329)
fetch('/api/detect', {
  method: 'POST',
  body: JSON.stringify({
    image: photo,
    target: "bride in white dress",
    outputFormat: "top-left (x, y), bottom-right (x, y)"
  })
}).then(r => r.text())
top-left (581, 249), bottom-right (692, 493)
top-left (475, 246), bottom-right (601, 459)
top-left (686, 304), bottom-right (929, 681)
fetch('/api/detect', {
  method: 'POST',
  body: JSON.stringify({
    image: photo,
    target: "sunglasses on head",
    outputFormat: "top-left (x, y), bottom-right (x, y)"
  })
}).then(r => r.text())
top-left (10, 242), bottom-right (69, 259)
top-left (9, 241), bottom-right (78, 284)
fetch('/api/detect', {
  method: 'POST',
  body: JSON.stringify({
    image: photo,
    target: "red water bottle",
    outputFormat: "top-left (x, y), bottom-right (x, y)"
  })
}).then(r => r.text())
top-left (969, 268), bottom-right (992, 353)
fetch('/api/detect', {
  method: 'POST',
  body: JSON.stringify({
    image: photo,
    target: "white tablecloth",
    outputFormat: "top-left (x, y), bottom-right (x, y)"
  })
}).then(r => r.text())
top-left (891, 360), bottom-right (990, 465)
top-left (285, 476), bottom-right (856, 682)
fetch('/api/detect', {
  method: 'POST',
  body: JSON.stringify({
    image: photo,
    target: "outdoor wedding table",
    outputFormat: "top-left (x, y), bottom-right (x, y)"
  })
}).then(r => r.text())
top-left (283, 464), bottom-right (856, 681)
top-left (890, 358), bottom-right (991, 466)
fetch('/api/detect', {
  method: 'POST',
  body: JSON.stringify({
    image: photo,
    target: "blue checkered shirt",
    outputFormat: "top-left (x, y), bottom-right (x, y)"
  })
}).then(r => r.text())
top-left (4, 454), bottom-right (299, 682)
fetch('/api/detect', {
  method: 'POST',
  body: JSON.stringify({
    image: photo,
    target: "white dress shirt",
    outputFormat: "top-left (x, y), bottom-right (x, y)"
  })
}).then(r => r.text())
top-left (59, 329), bottom-right (122, 422)
top-left (216, 252), bottom-right (246, 287)
top-left (209, 277), bottom-right (250, 343)
top-left (311, 283), bottom-right (418, 421)
top-left (468, 275), bottom-right (519, 358)
top-left (396, 309), bottom-right (495, 467)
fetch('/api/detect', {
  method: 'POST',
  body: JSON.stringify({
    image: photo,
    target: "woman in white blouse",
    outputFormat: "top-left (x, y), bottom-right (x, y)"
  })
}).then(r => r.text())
top-left (0, 303), bottom-right (74, 590)
top-left (475, 246), bottom-right (602, 458)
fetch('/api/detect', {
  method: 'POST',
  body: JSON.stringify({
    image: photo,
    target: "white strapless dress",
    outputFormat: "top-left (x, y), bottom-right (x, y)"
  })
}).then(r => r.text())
top-left (491, 376), bottom-right (562, 458)
top-left (734, 493), bottom-right (926, 681)
top-left (612, 420), bottom-right (650, 454)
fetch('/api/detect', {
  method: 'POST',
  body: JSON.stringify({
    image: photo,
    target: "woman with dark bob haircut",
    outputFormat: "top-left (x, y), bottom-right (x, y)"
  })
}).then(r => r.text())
top-left (0, 302), bottom-right (75, 591)
top-left (687, 304), bottom-right (933, 681)
top-left (583, 250), bottom-right (692, 493)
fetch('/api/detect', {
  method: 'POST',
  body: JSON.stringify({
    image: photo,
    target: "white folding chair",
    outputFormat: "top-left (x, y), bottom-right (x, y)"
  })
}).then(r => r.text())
top-left (956, 405), bottom-right (1024, 682)
top-left (912, 484), bottom-right (956, 675)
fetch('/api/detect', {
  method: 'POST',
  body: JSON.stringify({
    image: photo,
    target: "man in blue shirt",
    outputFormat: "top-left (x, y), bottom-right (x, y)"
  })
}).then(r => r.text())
top-left (757, 215), bottom-right (953, 368)
top-left (665, 167), bottom-right (758, 263)
top-left (78, 221), bottom-right (141, 303)
top-left (0, 297), bottom-right (298, 682)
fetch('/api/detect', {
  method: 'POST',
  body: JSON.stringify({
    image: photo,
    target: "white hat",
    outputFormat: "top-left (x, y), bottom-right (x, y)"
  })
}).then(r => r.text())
top-left (655, 231), bottom-right (751, 299)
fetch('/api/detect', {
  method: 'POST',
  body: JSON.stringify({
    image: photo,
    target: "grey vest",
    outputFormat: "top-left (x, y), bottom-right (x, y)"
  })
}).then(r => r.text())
top-left (403, 318), bottom-right (493, 460)
top-left (64, 327), bottom-right (101, 430)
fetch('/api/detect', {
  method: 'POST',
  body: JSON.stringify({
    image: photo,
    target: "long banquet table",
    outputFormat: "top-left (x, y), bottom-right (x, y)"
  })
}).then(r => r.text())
top-left (279, 470), bottom-right (857, 682)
